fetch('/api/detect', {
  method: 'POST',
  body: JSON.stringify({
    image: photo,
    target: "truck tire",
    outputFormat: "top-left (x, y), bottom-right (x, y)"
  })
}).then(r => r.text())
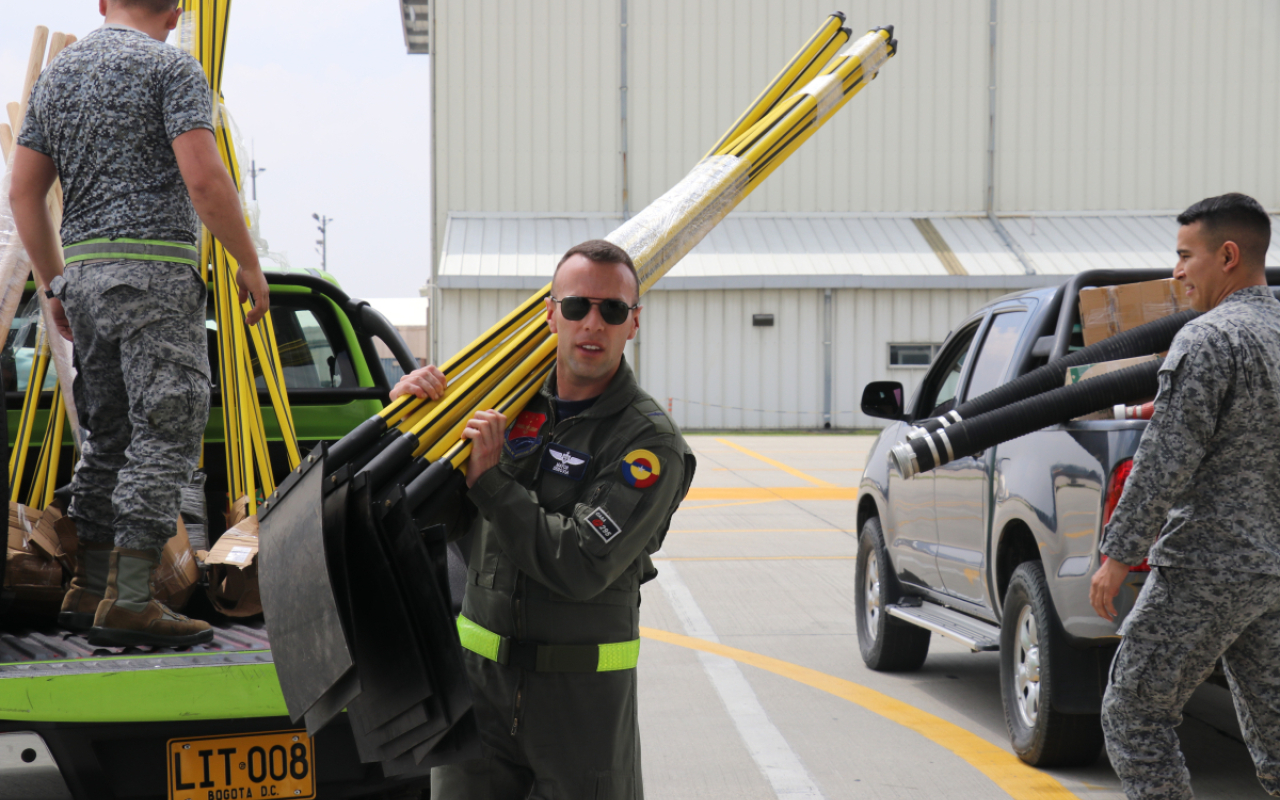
top-left (856, 517), bottom-right (931, 671)
top-left (999, 560), bottom-right (1105, 767)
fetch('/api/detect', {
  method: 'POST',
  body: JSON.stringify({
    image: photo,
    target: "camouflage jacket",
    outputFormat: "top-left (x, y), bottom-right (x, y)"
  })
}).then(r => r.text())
top-left (17, 25), bottom-right (213, 246)
top-left (1102, 285), bottom-right (1280, 574)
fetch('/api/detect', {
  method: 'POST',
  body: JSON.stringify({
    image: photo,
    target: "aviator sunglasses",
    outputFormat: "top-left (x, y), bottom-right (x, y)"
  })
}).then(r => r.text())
top-left (550, 295), bottom-right (638, 325)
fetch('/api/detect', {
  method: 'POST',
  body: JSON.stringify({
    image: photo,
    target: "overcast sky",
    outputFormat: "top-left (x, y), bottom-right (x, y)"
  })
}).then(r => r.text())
top-left (1, 0), bottom-right (432, 298)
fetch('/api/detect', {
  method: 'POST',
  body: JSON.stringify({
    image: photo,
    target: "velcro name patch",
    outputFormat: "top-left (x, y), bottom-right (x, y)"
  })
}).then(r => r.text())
top-left (541, 443), bottom-right (591, 481)
top-left (587, 507), bottom-right (623, 543)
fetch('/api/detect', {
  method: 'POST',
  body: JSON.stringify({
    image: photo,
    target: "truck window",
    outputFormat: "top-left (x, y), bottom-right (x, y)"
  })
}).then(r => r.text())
top-left (963, 310), bottom-right (1030, 401)
top-left (918, 322), bottom-right (980, 417)
top-left (205, 295), bottom-right (358, 394)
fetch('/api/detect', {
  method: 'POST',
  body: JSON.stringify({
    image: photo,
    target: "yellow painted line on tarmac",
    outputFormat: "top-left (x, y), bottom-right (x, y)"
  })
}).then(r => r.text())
top-left (670, 528), bottom-right (846, 533)
top-left (686, 486), bottom-right (857, 501)
top-left (714, 438), bottom-right (839, 488)
top-left (640, 627), bottom-right (1081, 800)
top-left (679, 498), bottom-right (783, 511)
top-left (653, 556), bottom-right (856, 561)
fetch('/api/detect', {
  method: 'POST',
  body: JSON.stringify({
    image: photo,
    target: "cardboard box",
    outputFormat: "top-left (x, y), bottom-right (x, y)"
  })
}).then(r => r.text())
top-left (203, 513), bottom-right (261, 617)
top-left (5, 502), bottom-right (65, 618)
top-left (1077, 278), bottom-right (1193, 347)
top-left (154, 517), bottom-right (200, 610)
top-left (1065, 355), bottom-right (1160, 420)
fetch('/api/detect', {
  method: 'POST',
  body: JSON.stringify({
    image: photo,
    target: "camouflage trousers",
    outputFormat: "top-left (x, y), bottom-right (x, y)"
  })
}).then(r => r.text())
top-left (53, 260), bottom-right (209, 552)
top-left (1102, 566), bottom-right (1280, 799)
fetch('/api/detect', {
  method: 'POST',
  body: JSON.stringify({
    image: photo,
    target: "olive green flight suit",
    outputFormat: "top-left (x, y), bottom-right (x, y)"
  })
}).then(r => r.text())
top-left (432, 358), bottom-right (695, 800)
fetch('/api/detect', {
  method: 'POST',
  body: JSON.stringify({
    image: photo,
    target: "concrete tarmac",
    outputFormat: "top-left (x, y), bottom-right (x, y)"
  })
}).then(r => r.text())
top-left (637, 434), bottom-right (1268, 800)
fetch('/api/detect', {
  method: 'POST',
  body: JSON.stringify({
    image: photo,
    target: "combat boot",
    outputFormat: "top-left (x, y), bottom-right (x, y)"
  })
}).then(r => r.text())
top-left (58, 541), bottom-right (113, 632)
top-left (88, 548), bottom-right (213, 648)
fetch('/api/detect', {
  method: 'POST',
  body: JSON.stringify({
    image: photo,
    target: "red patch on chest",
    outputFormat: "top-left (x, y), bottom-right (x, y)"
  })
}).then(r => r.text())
top-left (508, 411), bottom-right (547, 441)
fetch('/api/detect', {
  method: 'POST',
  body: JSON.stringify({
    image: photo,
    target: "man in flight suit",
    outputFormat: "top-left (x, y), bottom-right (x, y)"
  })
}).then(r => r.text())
top-left (10, 0), bottom-right (269, 647)
top-left (1091, 193), bottom-right (1280, 798)
top-left (409, 239), bottom-right (696, 799)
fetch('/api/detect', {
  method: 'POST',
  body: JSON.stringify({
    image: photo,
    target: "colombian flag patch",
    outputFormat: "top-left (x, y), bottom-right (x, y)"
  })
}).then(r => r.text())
top-left (621, 449), bottom-right (661, 489)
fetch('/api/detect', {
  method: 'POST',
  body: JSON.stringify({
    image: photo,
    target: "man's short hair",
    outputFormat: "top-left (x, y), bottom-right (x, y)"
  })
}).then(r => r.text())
top-left (1177, 193), bottom-right (1272, 268)
top-left (553, 240), bottom-right (640, 301)
top-left (115, 0), bottom-right (182, 14)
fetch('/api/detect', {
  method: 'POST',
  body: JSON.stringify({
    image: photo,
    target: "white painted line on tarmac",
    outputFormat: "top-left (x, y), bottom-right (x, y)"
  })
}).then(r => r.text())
top-left (656, 562), bottom-right (826, 800)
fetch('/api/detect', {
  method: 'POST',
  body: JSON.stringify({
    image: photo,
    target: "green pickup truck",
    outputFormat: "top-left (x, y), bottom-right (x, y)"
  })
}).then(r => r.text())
top-left (0, 270), bottom-right (432, 800)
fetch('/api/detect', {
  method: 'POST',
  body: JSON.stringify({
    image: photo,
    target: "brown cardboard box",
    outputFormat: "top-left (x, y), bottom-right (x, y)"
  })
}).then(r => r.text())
top-left (154, 518), bottom-right (200, 610)
top-left (5, 502), bottom-right (64, 618)
top-left (203, 514), bottom-right (261, 617)
top-left (1064, 355), bottom-right (1160, 420)
top-left (1077, 278), bottom-right (1193, 347)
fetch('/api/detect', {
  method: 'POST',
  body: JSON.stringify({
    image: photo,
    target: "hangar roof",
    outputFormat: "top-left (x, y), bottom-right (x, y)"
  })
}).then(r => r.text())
top-left (436, 212), bottom-right (1280, 291)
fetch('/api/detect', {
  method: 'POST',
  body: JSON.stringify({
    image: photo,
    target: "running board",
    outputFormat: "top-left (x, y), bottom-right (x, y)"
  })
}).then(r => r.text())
top-left (886, 600), bottom-right (1001, 652)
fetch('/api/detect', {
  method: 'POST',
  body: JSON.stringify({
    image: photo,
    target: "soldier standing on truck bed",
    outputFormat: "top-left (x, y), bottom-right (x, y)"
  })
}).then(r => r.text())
top-left (1090, 193), bottom-right (1280, 799)
top-left (9, 0), bottom-right (269, 648)
top-left (393, 239), bottom-right (695, 800)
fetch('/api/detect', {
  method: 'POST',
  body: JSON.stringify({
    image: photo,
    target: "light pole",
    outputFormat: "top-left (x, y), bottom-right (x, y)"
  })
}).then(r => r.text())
top-left (313, 213), bottom-right (332, 271)
top-left (249, 151), bottom-right (265, 202)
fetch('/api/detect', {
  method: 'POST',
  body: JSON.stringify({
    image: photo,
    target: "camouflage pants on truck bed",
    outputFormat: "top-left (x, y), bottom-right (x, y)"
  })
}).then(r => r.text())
top-left (1102, 566), bottom-right (1280, 799)
top-left (53, 260), bottom-right (209, 552)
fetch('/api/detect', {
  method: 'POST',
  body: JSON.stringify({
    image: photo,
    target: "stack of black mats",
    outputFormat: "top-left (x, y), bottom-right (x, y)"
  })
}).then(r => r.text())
top-left (257, 442), bottom-right (478, 779)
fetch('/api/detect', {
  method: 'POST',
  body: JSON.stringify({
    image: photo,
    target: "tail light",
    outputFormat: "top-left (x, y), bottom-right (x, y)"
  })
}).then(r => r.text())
top-left (1101, 458), bottom-right (1150, 572)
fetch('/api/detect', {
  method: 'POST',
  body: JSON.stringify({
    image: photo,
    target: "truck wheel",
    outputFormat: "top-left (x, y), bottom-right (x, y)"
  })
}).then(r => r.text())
top-left (999, 560), bottom-right (1104, 767)
top-left (856, 517), bottom-right (930, 671)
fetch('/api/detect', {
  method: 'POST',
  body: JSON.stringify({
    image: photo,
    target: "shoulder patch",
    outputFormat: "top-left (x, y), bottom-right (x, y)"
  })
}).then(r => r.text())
top-left (621, 449), bottom-right (661, 489)
top-left (587, 506), bottom-right (623, 543)
top-left (541, 443), bottom-right (591, 480)
top-left (509, 411), bottom-right (547, 440)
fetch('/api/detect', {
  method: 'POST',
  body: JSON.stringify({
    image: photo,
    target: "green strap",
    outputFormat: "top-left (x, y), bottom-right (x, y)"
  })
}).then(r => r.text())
top-left (456, 615), bottom-right (640, 672)
top-left (63, 237), bottom-right (199, 267)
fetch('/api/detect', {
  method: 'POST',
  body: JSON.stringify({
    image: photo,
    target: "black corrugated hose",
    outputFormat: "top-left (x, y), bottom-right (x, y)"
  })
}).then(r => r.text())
top-left (913, 309), bottom-right (1196, 435)
top-left (892, 358), bottom-right (1160, 478)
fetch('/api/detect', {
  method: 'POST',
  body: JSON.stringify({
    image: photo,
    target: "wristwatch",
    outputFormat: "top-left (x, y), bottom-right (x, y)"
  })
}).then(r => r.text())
top-left (44, 288), bottom-right (56, 300)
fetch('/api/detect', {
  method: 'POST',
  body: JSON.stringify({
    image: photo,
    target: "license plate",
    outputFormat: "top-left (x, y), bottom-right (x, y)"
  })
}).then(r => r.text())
top-left (167, 730), bottom-right (316, 800)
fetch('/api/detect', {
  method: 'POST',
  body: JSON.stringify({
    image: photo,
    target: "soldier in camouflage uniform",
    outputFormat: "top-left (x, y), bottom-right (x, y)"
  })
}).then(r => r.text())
top-left (10, 0), bottom-right (268, 648)
top-left (1091, 193), bottom-right (1280, 799)
top-left (397, 241), bottom-right (695, 800)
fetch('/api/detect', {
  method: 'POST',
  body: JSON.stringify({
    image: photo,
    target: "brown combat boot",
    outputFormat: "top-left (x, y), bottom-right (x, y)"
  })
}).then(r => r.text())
top-left (87, 548), bottom-right (213, 648)
top-left (58, 541), bottom-right (113, 632)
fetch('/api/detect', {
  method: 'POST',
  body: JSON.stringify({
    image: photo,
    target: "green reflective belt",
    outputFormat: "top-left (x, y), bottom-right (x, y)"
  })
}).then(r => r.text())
top-left (63, 237), bottom-right (198, 267)
top-left (456, 614), bottom-right (640, 672)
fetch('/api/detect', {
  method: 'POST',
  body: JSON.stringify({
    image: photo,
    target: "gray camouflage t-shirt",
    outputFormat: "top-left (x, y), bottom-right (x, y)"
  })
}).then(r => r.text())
top-left (17, 25), bottom-right (213, 247)
top-left (1102, 285), bottom-right (1280, 575)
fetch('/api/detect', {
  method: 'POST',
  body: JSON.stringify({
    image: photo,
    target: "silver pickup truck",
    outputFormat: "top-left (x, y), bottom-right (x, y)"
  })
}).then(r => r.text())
top-left (855, 267), bottom-right (1280, 768)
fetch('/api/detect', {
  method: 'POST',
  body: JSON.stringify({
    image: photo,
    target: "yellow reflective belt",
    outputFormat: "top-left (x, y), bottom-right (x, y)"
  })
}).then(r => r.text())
top-left (456, 615), bottom-right (640, 672)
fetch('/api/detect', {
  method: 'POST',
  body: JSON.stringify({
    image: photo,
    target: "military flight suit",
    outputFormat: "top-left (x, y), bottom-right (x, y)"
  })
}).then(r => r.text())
top-left (431, 358), bottom-right (695, 800)
top-left (1100, 285), bottom-right (1280, 799)
top-left (18, 25), bottom-right (213, 551)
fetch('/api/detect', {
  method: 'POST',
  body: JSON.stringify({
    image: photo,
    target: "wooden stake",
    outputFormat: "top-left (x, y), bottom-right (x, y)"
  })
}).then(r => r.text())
top-left (5, 102), bottom-right (19, 136)
top-left (46, 32), bottom-right (67, 67)
top-left (0, 123), bottom-right (11, 161)
top-left (15, 26), bottom-right (49, 138)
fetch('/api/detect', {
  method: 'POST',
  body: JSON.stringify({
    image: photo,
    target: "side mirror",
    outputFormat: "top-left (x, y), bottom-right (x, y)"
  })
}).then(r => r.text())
top-left (861, 381), bottom-right (906, 420)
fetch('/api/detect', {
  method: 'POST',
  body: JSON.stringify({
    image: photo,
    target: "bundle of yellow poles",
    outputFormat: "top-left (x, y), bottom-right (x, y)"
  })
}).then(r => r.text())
top-left (2, 27), bottom-right (81, 510)
top-left (180, 0), bottom-right (300, 518)
top-left (318, 15), bottom-right (897, 506)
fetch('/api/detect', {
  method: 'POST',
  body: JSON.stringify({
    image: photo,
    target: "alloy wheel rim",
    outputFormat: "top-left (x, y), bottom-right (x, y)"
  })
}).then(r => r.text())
top-left (864, 551), bottom-right (881, 641)
top-left (1013, 604), bottom-right (1041, 728)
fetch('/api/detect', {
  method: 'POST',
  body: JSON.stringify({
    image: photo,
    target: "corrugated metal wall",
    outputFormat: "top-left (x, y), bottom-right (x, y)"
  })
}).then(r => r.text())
top-left (439, 286), bottom-right (1007, 429)
top-left (433, 0), bottom-right (1280, 250)
top-left (432, 0), bottom-right (621, 250)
